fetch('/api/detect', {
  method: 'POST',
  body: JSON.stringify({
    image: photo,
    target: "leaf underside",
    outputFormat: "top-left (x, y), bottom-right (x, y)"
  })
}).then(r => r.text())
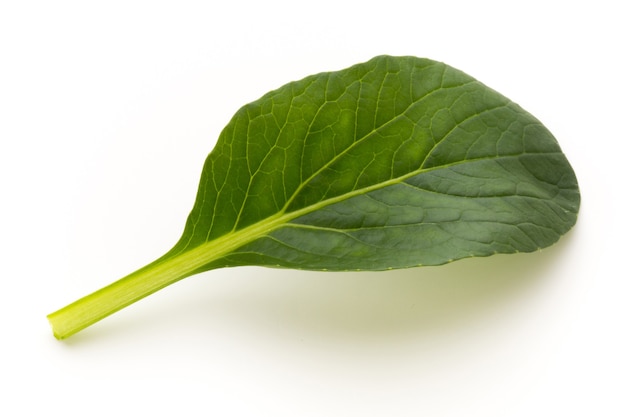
top-left (168, 55), bottom-right (580, 272)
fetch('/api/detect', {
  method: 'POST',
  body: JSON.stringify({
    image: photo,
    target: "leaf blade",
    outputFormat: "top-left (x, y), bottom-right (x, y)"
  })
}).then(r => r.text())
top-left (169, 55), bottom-right (579, 273)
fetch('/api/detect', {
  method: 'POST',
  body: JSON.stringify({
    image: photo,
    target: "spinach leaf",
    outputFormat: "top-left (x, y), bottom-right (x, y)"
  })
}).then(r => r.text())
top-left (48, 56), bottom-right (580, 339)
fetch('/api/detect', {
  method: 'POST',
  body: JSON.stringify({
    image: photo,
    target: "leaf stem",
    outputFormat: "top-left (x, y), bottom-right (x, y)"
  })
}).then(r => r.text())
top-left (47, 248), bottom-right (205, 340)
top-left (48, 212), bottom-right (290, 339)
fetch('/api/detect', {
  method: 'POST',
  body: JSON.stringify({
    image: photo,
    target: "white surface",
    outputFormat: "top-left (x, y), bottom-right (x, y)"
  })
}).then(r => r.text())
top-left (1, 1), bottom-right (623, 416)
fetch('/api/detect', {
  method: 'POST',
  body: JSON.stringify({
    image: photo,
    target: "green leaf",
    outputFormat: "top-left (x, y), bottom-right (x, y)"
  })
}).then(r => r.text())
top-left (48, 55), bottom-right (580, 339)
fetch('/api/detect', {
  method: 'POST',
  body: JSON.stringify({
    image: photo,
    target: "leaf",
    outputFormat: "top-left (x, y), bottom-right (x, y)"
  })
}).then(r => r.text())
top-left (48, 55), bottom-right (580, 339)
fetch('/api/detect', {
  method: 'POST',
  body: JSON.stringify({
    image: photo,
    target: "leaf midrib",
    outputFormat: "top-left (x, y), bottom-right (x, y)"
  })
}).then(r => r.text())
top-left (185, 151), bottom-right (561, 269)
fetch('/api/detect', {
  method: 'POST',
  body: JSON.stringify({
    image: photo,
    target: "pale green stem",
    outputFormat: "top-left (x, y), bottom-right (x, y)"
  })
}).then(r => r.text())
top-left (47, 211), bottom-right (293, 339)
top-left (47, 246), bottom-right (210, 340)
top-left (51, 177), bottom-right (418, 340)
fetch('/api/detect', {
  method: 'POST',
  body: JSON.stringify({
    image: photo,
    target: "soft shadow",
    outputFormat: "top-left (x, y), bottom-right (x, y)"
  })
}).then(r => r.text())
top-left (192, 233), bottom-right (575, 342)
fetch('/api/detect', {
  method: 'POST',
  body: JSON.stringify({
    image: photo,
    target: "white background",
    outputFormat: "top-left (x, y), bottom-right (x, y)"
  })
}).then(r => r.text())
top-left (1, 1), bottom-right (623, 416)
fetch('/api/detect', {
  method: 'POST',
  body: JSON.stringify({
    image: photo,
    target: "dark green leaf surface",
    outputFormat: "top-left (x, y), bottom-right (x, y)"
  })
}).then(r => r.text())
top-left (171, 55), bottom-right (579, 271)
